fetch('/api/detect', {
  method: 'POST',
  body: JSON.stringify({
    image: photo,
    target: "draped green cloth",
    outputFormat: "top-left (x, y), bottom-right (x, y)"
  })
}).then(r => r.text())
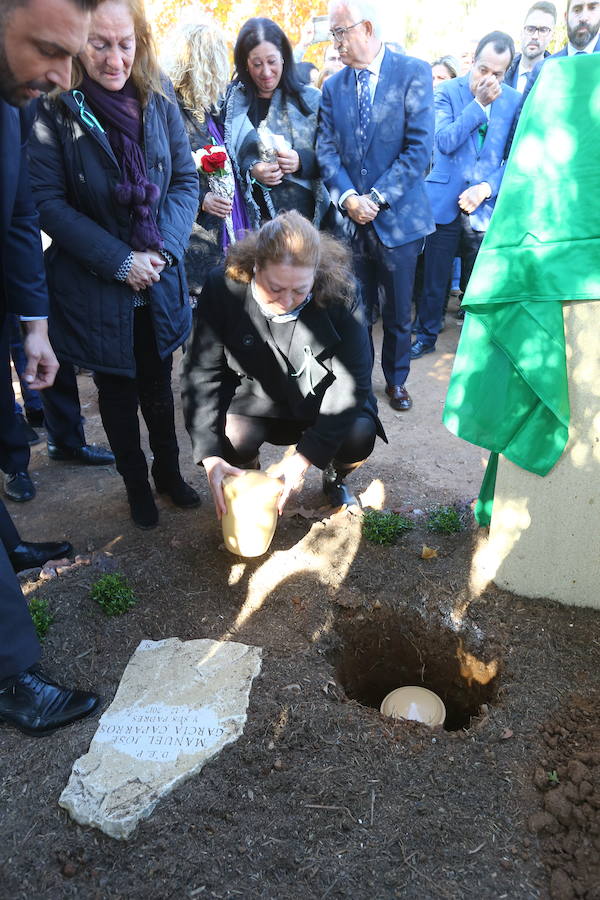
top-left (443, 53), bottom-right (600, 525)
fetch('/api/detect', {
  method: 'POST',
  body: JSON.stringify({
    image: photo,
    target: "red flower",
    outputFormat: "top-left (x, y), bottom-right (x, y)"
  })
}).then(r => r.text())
top-left (200, 150), bottom-right (227, 174)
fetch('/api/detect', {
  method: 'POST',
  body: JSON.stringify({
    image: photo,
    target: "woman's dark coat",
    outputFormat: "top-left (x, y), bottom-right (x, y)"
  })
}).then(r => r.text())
top-left (28, 84), bottom-right (199, 377)
top-left (178, 103), bottom-right (226, 296)
top-left (182, 268), bottom-right (385, 470)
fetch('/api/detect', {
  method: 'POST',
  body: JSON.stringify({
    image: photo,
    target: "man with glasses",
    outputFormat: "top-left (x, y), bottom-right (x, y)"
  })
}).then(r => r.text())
top-left (505, 2), bottom-right (557, 92)
top-left (317, 0), bottom-right (434, 412)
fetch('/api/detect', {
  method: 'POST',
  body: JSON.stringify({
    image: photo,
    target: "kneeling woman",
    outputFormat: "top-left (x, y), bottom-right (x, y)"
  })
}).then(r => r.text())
top-left (182, 210), bottom-right (386, 517)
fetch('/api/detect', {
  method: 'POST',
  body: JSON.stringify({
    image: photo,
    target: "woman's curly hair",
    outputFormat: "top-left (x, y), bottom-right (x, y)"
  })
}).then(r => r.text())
top-left (163, 22), bottom-right (230, 124)
top-left (225, 211), bottom-right (356, 309)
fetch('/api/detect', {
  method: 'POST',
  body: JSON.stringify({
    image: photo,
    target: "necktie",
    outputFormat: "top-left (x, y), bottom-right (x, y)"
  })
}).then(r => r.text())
top-left (357, 69), bottom-right (372, 145)
top-left (477, 121), bottom-right (488, 150)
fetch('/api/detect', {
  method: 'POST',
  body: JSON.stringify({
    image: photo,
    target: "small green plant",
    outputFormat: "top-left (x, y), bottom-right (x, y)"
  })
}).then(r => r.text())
top-left (91, 573), bottom-right (138, 616)
top-left (547, 770), bottom-right (560, 785)
top-left (362, 510), bottom-right (413, 545)
top-left (426, 505), bottom-right (463, 534)
top-left (29, 596), bottom-right (53, 641)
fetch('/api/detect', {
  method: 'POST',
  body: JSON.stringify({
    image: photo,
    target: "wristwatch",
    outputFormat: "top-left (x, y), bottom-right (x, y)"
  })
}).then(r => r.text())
top-left (369, 189), bottom-right (389, 210)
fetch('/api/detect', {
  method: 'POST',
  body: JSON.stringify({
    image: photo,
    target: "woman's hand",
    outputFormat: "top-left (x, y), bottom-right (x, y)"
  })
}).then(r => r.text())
top-left (272, 452), bottom-right (311, 514)
top-left (202, 455), bottom-right (245, 520)
top-left (126, 251), bottom-right (163, 291)
top-left (275, 148), bottom-right (300, 176)
top-left (250, 161), bottom-right (283, 187)
top-left (202, 191), bottom-right (233, 218)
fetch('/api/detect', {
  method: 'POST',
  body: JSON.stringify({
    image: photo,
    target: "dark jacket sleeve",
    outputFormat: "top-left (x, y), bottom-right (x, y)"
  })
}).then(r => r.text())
top-left (28, 100), bottom-right (132, 281)
top-left (155, 84), bottom-right (199, 262)
top-left (5, 108), bottom-right (49, 317)
top-left (296, 296), bottom-right (373, 469)
top-left (181, 269), bottom-right (239, 463)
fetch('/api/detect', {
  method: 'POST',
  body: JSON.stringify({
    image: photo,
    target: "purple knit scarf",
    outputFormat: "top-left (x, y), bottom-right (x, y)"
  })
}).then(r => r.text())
top-left (80, 73), bottom-right (163, 251)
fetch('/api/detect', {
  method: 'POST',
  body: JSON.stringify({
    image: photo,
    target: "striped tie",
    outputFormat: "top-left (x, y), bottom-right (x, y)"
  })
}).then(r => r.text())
top-left (357, 69), bottom-right (372, 146)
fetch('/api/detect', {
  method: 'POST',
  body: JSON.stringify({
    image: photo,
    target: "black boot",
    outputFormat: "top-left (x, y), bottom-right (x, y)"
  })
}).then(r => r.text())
top-left (152, 467), bottom-right (201, 508)
top-left (125, 481), bottom-right (158, 529)
top-left (322, 462), bottom-right (359, 508)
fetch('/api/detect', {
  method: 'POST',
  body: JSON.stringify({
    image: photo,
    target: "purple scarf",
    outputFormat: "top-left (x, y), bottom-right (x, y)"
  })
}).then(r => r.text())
top-left (206, 116), bottom-right (249, 248)
top-left (80, 73), bottom-right (163, 252)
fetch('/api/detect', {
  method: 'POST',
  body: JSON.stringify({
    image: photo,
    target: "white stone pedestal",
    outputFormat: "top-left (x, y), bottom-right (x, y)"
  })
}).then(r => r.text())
top-left (486, 300), bottom-right (600, 608)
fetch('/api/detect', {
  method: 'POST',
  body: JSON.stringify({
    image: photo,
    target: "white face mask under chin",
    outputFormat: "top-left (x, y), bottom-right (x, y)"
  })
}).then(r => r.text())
top-left (250, 278), bottom-right (312, 323)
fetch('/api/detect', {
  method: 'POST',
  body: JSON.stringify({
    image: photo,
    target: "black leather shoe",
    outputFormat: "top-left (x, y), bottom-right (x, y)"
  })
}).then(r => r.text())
top-left (4, 471), bottom-right (35, 502)
top-left (16, 413), bottom-right (41, 446)
top-left (126, 482), bottom-right (159, 529)
top-left (153, 473), bottom-right (201, 508)
top-left (9, 540), bottom-right (74, 572)
top-left (322, 464), bottom-right (358, 508)
top-left (410, 339), bottom-right (436, 360)
top-left (47, 442), bottom-right (115, 465)
top-left (25, 407), bottom-right (44, 428)
top-left (0, 669), bottom-right (100, 736)
top-left (385, 384), bottom-right (412, 411)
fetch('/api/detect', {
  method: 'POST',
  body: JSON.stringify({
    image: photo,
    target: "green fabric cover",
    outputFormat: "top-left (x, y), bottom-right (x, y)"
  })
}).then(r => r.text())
top-left (443, 53), bottom-right (600, 525)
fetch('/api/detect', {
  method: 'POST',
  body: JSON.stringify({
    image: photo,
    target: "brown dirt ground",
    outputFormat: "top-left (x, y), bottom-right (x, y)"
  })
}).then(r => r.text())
top-left (1, 308), bottom-right (600, 899)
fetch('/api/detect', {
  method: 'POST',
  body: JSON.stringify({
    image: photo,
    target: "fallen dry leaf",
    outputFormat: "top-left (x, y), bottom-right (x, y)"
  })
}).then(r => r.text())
top-left (282, 506), bottom-right (321, 520)
top-left (500, 728), bottom-right (514, 740)
top-left (421, 545), bottom-right (438, 559)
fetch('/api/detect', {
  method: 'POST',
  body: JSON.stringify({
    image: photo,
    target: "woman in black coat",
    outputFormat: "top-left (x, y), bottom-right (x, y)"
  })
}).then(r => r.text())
top-left (29, 0), bottom-right (199, 529)
top-left (181, 210), bottom-right (386, 516)
top-left (166, 22), bottom-right (248, 302)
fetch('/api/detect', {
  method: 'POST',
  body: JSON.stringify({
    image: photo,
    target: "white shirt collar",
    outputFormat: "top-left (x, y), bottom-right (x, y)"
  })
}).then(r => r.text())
top-left (567, 34), bottom-right (598, 54)
top-left (354, 41), bottom-right (385, 80)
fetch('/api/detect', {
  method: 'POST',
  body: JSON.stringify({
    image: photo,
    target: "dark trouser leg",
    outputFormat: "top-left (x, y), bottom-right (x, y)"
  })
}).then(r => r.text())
top-left (0, 499), bottom-right (21, 553)
top-left (0, 539), bottom-right (40, 681)
top-left (457, 214), bottom-right (485, 292)
top-left (93, 370), bottom-right (146, 484)
top-left (377, 237), bottom-right (421, 387)
top-left (223, 415), bottom-right (310, 467)
top-left (418, 215), bottom-right (462, 345)
top-left (350, 226), bottom-right (380, 370)
top-left (41, 362), bottom-right (85, 449)
top-left (0, 320), bottom-right (30, 475)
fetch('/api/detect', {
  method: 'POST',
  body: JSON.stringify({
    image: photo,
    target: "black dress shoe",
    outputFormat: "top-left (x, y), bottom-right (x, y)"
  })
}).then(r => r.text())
top-left (15, 413), bottom-right (41, 446)
top-left (9, 539), bottom-right (74, 572)
top-left (410, 339), bottom-right (436, 360)
top-left (47, 442), bottom-right (115, 465)
top-left (25, 407), bottom-right (44, 428)
top-left (0, 669), bottom-right (100, 736)
top-left (126, 482), bottom-right (159, 529)
top-left (4, 471), bottom-right (35, 502)
top-left (153, 472), bottom-right (201, 508)
top-left (385, 384), bottom-right (412, 411)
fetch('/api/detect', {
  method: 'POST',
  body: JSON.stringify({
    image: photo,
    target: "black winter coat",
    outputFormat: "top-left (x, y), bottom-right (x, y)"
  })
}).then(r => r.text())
top-left (181, 269), bottom-right (386, 470)
top-left (28, 85), bottom-right (199, 377)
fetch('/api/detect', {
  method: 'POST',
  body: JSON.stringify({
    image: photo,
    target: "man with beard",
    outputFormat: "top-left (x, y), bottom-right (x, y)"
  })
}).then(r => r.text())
top-left (505, 2), bottom-right (557, 92)
top-left (0, 0), bottom-right (101, 736)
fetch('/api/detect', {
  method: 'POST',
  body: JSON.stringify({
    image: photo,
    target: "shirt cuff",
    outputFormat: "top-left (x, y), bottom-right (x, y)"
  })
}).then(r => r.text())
top-left (160, 249), bottom-right (175, 267)
top-left (114, 251), bottom-right (134, 282)
top-left (339, 189), bottom-right (359, 212)
top-left (20, 316), bottom-right (48, 321)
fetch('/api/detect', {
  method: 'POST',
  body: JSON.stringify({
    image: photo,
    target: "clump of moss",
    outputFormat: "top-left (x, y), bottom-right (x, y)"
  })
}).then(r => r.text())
top-left (91, 573), bottom-right (138, 616)
top-left (362, 510), bottom-right (413, 545)
top-left (426, 505), bottom-right (463, 534)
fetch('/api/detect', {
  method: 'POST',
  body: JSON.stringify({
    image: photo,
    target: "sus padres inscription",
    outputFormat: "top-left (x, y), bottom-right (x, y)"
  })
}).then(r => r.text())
top-left (59, 638), bottom-right (262, 839)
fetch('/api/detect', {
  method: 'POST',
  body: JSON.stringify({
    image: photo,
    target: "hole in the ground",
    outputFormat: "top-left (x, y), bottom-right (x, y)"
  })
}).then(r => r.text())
top-left (328, 608), bottom-right (501, 731)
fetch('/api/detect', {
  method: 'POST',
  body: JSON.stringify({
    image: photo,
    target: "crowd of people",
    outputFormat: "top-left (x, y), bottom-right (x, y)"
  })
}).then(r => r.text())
top-left (0, 0), bottom-right (598, 738)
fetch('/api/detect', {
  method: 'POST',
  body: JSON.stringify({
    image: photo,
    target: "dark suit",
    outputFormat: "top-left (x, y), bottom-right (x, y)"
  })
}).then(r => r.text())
top-left (417, 75), bottom-right (520, 344)
top-left (504, 51), bottom-right (551, 90)
top-left (317, 48), bottom-right (434, 387)
top-left (0, 99), bottom-right (45, 680)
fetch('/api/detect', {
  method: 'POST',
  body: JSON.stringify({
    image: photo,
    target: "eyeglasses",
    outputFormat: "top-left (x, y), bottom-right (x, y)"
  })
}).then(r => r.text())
top-left (330, 20), bottom-right (365, 42)
top-left (523, 25), bottom-right (552, 35)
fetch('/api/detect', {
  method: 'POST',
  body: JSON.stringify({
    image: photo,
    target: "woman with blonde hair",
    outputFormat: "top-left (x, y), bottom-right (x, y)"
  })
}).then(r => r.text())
top-left (182, 210), bottom-right (386, 516)
top-left (165, 22), bottom-right (248, 299)
top-left (29, 0), bottom-right (200, 529)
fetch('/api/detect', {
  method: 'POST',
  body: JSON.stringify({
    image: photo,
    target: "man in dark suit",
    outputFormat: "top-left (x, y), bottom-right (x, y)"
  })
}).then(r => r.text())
top-left (317, 0), bottom-right (434, 411)
top-left (0, 0), bottom-right (100, 736)
top-left (412, 32), bottom-right (521, 359)
top-left (505, 1), bottom-right (556, 92)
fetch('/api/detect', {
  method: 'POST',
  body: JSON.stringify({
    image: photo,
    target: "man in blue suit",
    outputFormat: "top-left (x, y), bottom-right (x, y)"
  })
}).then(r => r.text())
top-left (317, 0), bottom-right (434, 411)
top-left (412, 32), bottom-right (521, 359)
top-left (0, 0), bottom-right (100, 736)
